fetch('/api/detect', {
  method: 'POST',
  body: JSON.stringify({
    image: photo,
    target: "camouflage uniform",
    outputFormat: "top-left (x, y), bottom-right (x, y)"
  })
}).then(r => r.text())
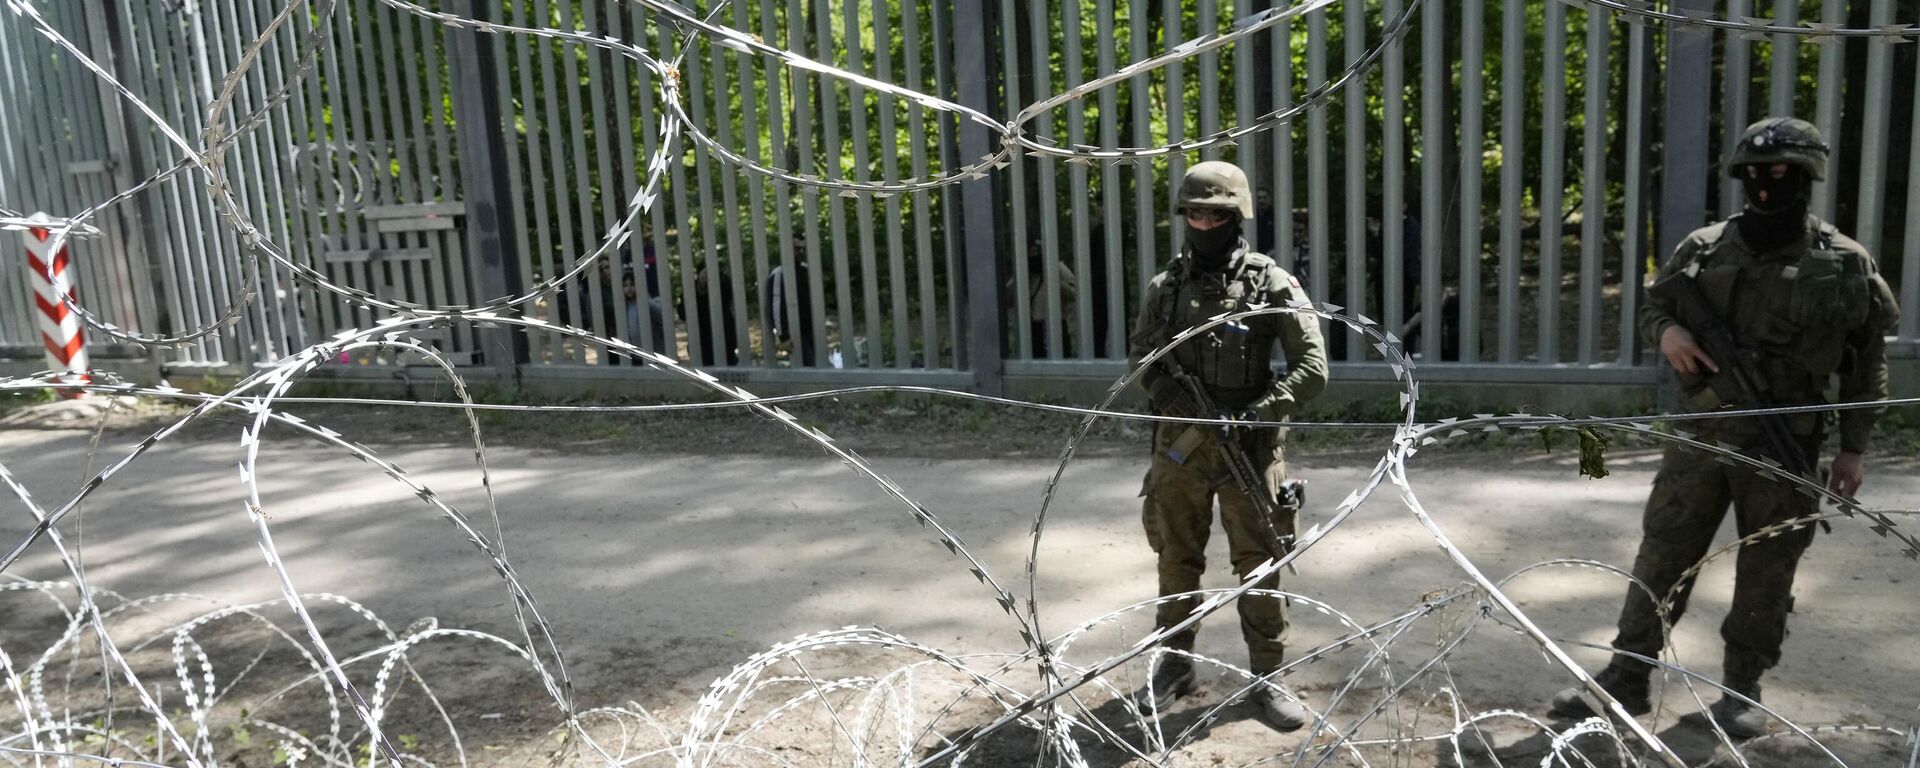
top-left (1127, 226), bottom-right (1327, 675)
top-left (1618, 212), bottom-right (1898, 681)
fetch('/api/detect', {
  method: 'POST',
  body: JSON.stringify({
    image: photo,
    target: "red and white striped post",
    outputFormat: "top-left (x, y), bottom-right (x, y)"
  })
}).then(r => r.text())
top-left (22, 215), bottom-right (90, 397)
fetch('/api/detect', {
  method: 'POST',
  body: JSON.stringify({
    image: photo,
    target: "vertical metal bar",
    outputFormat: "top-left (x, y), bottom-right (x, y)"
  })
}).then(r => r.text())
top-left (1810, 0), bottom-right (1842, 222)
top-left (1537, 0), bottom-right (1565, 364)
top-left (559, 1), bottom-right (603, 358)
top-left (381, 3), bottom-right (420, 206)
top-left (933, 0), bottom-right (962, 368)
top-left (222, 0), bottom-right (282, 357)
top-left (1720, 0), bottom-right (1751, 220)
top-left (767, 0), bottom-right (804, 367)
top-left (637, 2), bottom-right (677, 359)
top-left (1065, 0), bottom-right (1090, 360)
top-left (1166, 0), bottom-right (1186, 253)
top-left (148, 0), bottom-right (203, 361)
top-left (588, 0), bottom-right (626, 359)
top-left (1099, 0), bottom-right (1122, 359)
top-left (1497, 0), bottom-right (1523, 362)
top-left (319, 1), bottom-right (363, 346)
top-left (875, 0), bottom-right (910, 368)
top-left (533, 0), bottom-right (580, 359)
top-left (86, 0), bottom-right (159, 338)
top-left (1381, 0), bottom-right (1404, 347)
top-left (1418, 0), bottom-right (1441, 362)
top-left (215, 0), bottom-right (270, 362)
top-left (1342, 0), bottom-right (1365, 361)
top-left (685, 15), bottom-right (725, 367)
top-left (1659, 0), bottom-right (1715, 258)
top-left (955, 0), bottom-right (1001, 391)
top-left (266, 0), bottom-right (325, 349)
top-left (146, 0), bottom-right (193, 354)
top-left (1270, 7), bottom-right (1291, 284)
top-left (497, 0), bottom-right (540, 357)
top-left (1851, 0), bottom-right (1893, 257)
top-left (1131, 0), bottom-right (1155, 304)
top-left (715, 4), bottom-right (750, 367)
top-left (214, 0), bottom-right (272, 359)
top-left (194, 0), bottom-right (253, 363)
top-left (1767, 0), bottom-right (1797, 116)
top-left (1307, 9), bottom-right (1328, 309)
top-left (400, 11), bottom-right (438, 203)
top-left (667, 14), bottom-right (704, 368)
top-left (1457, 0), bottom-right (1483, 364)
top-left (733, 0), bottom-right (770, 366)
top-left (1577, 7), bottom-right (1606, 364)
top-left (791, 0), bottom-right (827, 367)
top-left (1000, 0), bottom-right (1030, 359)
top-left (236, 0), bottom-right (295, 358)
top-left (415, 13), bottom-right (461, 341)
top-left (1198, 0), bottom-right (1218, 162)
top-left (1620, 15), bottom-right (1647, 364)
top-left (449, 0), bottom-right (525, 381)
top-left (188, 0), bottom-right (241, 360)
top-left (903, 0), bottom-right (937, 367)
top-left (812, 0), bottom-right (853, 367)
top-left (0, 12), bottom-right (31, 342)
top-left (844, 0), bottom-right (881, 367)
top-left (1903, 39), bottom-right (1920, 343)
top-left (1233, 0), bottom-right (1256, 205)
top-left (1029, 0), bottom-right (1060, 360)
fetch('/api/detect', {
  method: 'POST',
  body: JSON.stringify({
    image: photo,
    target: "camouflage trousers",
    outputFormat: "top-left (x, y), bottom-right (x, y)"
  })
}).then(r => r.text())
top-left (1140, 423), bottom-right (1296, 674)
top-left (1612, 433), bottom-right (1821, 681)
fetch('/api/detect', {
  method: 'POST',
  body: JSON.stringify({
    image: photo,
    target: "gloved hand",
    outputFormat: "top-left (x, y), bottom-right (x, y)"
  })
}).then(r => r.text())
top-left (1250, 391), bottom-right (1296, 423)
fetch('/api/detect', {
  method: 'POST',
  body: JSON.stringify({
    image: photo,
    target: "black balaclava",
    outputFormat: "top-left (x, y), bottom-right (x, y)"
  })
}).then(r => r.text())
top-left (1735, 165), bottom-right (1812, 250)
top-left (1185, 213), bottom-right (1242, 272)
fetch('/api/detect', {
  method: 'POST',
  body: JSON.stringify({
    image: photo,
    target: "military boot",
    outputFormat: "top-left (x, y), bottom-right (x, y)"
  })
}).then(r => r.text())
top-left (1133, 658), bottom-right (1196, 713)
top-left (1248, 687), bottom-right (1310, 733)
top-left (1707, 678), bottom-right (1768, 739)
top-left (1549, 663), bottom-right (1651, 719)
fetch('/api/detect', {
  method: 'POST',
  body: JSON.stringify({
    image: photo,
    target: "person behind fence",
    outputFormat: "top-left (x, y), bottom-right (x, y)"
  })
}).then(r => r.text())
top-left (679, 262), bottom-right (742, 367)
top-left (1010, 235), bottom-right (1077, 358)
top-left (762, 237), bottom-right (820, 366)
top-left (621, 266), bottom-right (667, 355)
top-left (1127, 161), bottom-right (1328, 733)
top-left (1546, 117), bottom-right (1899, 738)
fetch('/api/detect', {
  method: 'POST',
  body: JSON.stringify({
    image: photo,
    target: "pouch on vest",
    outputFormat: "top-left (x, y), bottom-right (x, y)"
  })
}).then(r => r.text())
top-left (1164, 426), bottom-right (1207, 465)
top-left (1790, 249), bottom-right (1869, 329)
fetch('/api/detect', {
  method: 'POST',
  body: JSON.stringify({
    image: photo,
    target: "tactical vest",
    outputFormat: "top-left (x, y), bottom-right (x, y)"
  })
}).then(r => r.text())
top-left (1683, 219), bottom-right (1871, 410)
top-left (1154, 251), bottom-right (1282, 406)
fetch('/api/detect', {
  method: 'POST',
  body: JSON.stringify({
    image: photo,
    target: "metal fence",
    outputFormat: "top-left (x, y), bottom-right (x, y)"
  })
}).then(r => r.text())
top-left (2, 0), bottom-right (1916, 389)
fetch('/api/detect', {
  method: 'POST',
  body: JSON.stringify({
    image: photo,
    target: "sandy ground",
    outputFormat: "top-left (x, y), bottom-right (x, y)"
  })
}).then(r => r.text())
top-left (1, 413), bottom-right (1916, 766)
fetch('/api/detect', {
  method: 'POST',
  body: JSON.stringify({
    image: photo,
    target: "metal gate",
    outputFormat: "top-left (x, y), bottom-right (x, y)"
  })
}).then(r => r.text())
top-left (3, 0), bottom-right (1917, 392)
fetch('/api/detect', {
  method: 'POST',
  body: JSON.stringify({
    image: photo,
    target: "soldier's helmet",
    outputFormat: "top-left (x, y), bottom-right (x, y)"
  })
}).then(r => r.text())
top-left (1177, 161), bottom-right (1255, 219)
top-left (1726, 117), bottom-right (1828, 181)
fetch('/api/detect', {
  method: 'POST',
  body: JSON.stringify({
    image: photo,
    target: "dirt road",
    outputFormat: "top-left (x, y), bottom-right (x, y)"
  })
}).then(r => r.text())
top-left (1, 415), bottom-right (1915, 766)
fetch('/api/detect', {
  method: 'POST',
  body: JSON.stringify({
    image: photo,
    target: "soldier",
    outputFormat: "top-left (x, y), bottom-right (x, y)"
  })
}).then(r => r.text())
top-left (1548, 118), bottom-right (1899, 738)
top-left (1127, 161), bottom-right (1329, 732)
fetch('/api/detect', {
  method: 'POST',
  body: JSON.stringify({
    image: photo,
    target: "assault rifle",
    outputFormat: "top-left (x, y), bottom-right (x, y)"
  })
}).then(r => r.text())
top-left (1157, 364), bottom-right (1304, 564)
top-left (1647, 271), bottom-right (1815, 481)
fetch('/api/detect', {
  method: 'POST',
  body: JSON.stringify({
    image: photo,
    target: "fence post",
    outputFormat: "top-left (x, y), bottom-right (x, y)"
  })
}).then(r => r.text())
top-left (446, 0), bottom-right (526, 390)
top-left (88, 0), bottom-right (166, 355)
top-left (1655, 0), bottom-right (1713, 410)
top-left (952, 0), bottom-right (1002, 395)
top-left (1656, 0), bottom-right (1712, 259)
